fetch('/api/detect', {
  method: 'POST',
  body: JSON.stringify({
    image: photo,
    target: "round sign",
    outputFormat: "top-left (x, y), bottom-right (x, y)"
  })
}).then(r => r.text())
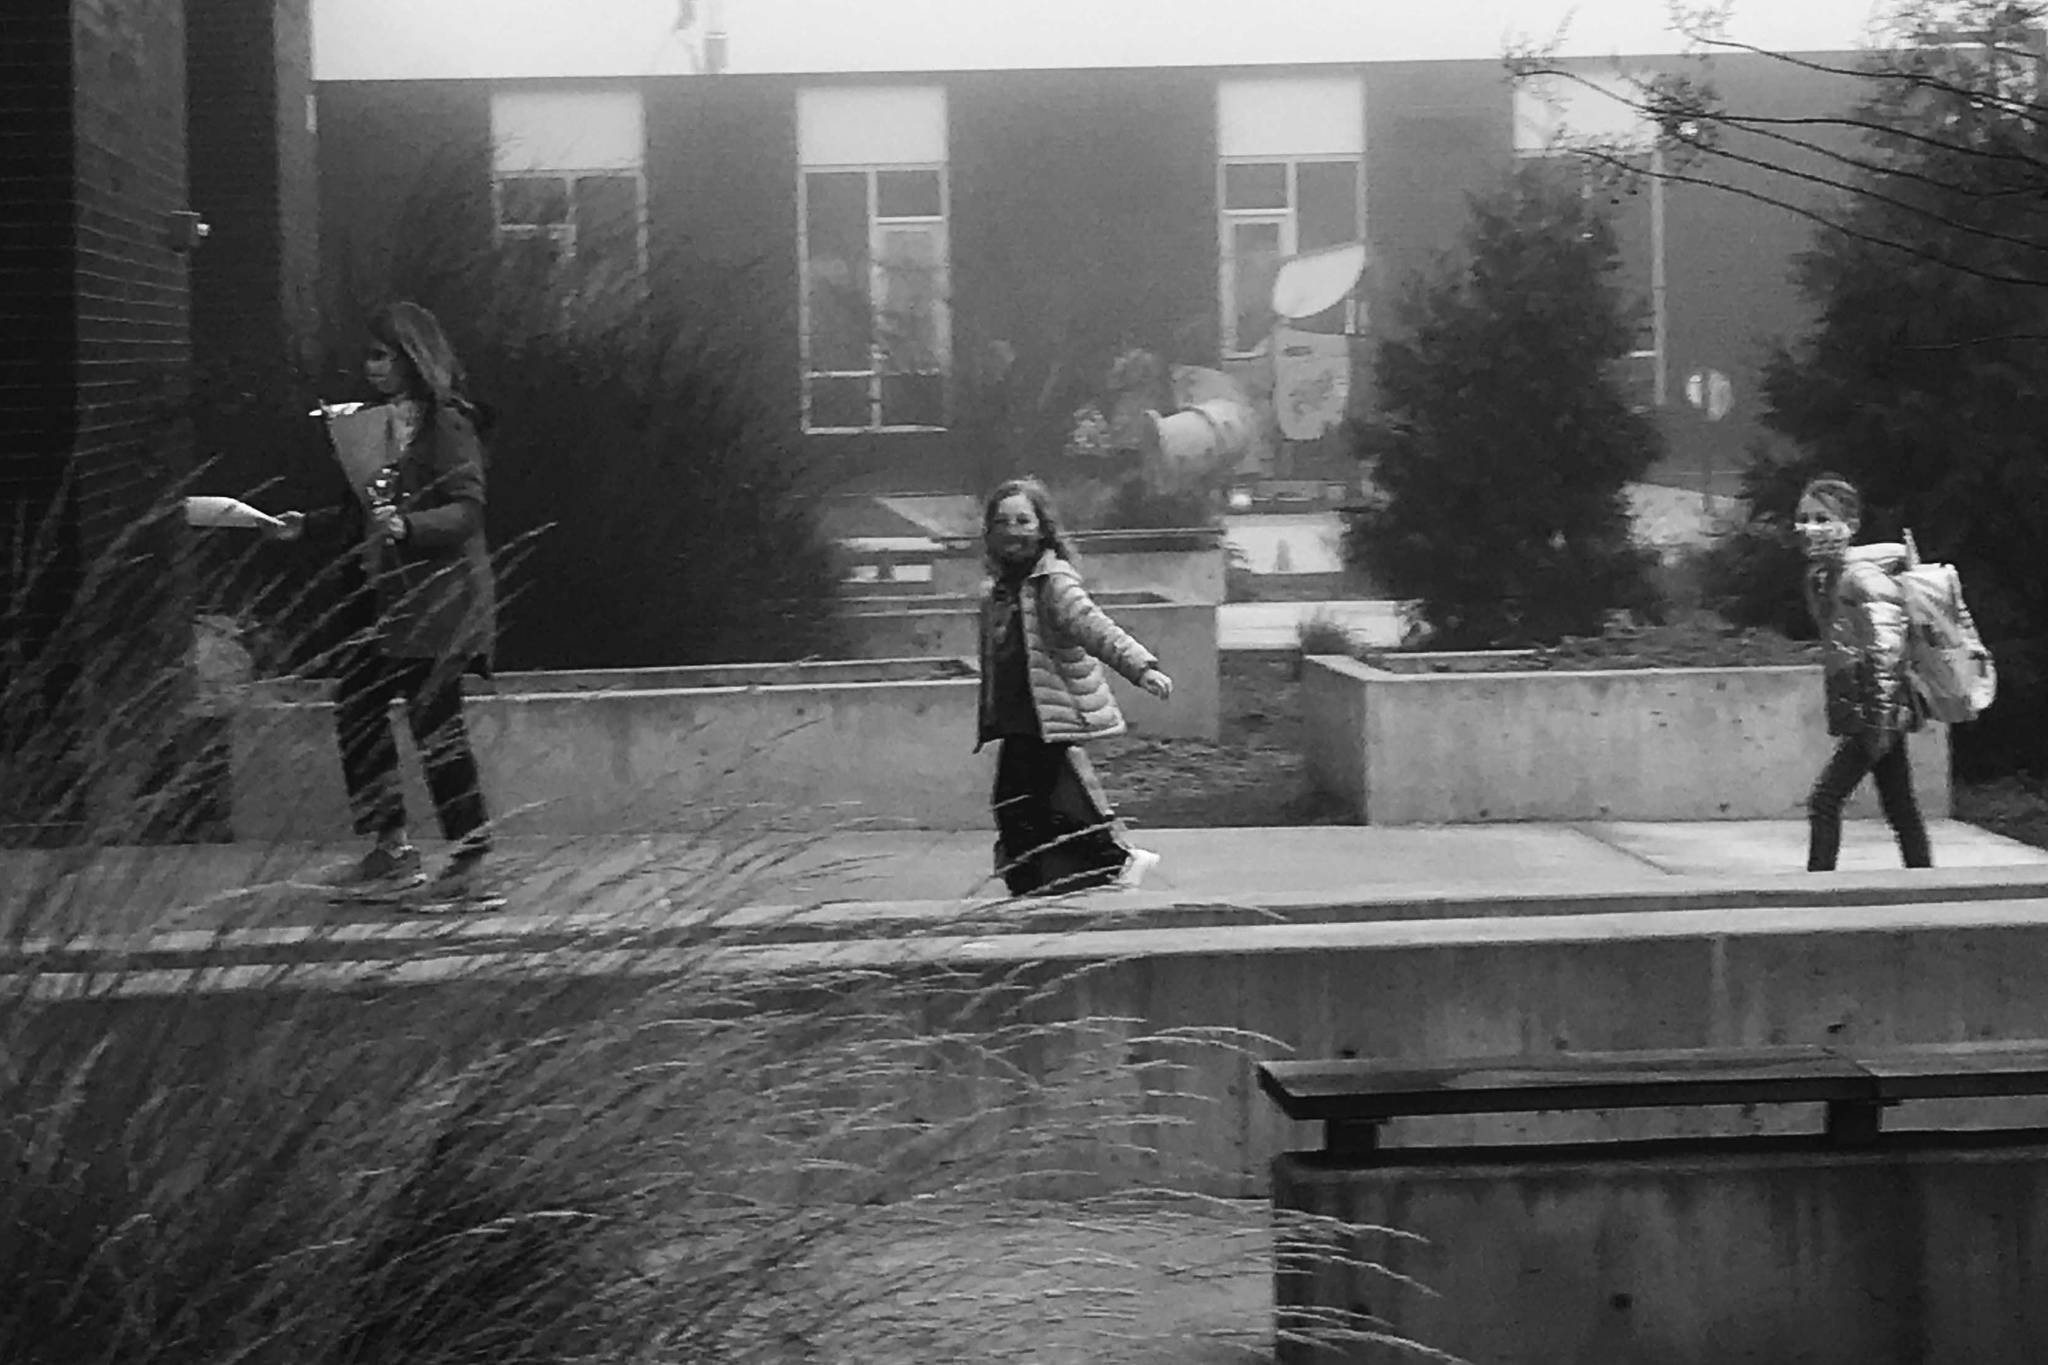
top-left (1685, 368), bottom-right (1735, 422)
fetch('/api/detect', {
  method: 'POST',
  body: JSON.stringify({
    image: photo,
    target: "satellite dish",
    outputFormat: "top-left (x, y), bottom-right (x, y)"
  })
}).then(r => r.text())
top-left (1271, 241), bottom-right (1368, 320)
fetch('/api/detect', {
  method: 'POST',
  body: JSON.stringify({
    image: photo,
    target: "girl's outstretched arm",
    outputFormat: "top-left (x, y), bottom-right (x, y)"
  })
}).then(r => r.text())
top-left (1040, 567), bottom-right (1158, 686)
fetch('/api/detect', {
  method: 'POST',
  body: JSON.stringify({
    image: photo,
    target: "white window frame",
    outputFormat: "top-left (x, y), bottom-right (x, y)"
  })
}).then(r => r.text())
top-left (797, 163), bottom-right (952, 434)
top-left (490, 168), bottom-right (650, 290)
top-left (1217, 155), bottom-right (1363, 357)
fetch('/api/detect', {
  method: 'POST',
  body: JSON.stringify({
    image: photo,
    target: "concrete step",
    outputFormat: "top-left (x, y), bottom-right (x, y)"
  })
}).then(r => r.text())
top-left (10, 821), bottom-right (2048, 970)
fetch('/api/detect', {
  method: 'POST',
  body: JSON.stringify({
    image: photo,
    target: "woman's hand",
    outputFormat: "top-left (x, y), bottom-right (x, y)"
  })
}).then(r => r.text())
top-left (267, 511), bottom-right (305, 543)
top-left (370, 503), bottom-right (407, 542)
top-left (1139, 668), bottom-right (1174, 701)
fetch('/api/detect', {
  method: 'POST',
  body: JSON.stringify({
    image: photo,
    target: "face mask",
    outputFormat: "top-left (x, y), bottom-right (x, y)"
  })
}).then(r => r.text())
top-left (1797, 520), bottom-right (1852, 558)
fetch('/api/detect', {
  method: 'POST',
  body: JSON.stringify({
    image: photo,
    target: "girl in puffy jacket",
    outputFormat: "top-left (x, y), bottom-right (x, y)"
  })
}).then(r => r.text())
top-left (1796, 473), bottom-right (1931, 872)
top-left (977, 478), bottom-right (1175, 896)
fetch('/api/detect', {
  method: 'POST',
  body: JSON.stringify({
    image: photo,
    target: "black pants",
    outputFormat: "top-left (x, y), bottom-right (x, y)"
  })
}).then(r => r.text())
top-left (992, 736), bottom-right (1128, 896)
top-left (335, 648), bottom-right (489, 849)
top-left (1807, 732), bottom-right (1931, 872)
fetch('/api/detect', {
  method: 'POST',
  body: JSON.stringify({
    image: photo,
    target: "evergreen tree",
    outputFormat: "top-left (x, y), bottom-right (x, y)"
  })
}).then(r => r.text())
top-left (1351, 164), bottom-right (1663, 646)
top-left (1750, 5), bottom-right (2048, 771)
top-left (1514, 0), bottom-right (2048, 771)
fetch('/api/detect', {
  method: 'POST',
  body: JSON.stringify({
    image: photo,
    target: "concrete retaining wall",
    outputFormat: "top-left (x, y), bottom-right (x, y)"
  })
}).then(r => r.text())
top-left (228, 658), bottom-right (995, 839)
top-left (927, 527), bottom-right (1229, 605)
top-left (1274, 1136), bottom-right (2048, 1364)
top-left (1300, 656), bottom-right (1953, 824)
top-left (32, 901), bottom-right (2048, 1198)
top-left (840, 591), bottom-right (1220, 740)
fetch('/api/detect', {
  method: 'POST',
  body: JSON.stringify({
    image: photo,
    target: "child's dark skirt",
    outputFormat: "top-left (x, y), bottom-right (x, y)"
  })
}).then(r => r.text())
top-left (991, 736), bottom-right (1129, 896)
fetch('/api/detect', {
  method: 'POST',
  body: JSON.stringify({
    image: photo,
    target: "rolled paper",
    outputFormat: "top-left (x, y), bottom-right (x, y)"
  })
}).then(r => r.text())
top-left (185, 495), bottom-right (285, 531)
top-left (308, 400), bottom-right (366, 418)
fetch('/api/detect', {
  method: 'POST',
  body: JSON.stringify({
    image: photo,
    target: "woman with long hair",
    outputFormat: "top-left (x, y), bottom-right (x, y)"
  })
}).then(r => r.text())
top-left (977, 476), bottom-right (1173, 895)
top-left (271, 300), bottom-right (498, 906)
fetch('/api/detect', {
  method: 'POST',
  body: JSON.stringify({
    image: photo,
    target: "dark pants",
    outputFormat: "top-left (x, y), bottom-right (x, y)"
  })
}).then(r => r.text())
top-left (335, 648), bottom-right (489, 850)
top-left (992, 736), bottom-right (1128, 896)
top-left (1807, 732), bottom-right (1931, 872)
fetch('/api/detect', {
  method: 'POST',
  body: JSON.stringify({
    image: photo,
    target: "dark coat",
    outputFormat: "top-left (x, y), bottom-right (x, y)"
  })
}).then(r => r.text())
top-left (309, 402), bottom-right (496, 671)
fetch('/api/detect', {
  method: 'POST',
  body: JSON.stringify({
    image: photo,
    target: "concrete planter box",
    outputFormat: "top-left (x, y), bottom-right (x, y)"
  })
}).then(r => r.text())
top-left (1274, 1137), bottom-right (2048, 1365)
top-left (928, 526), bottom-right (1229, 605)
top-left (840, 590), bottom-right (1219, 741)
top-left (228, 658), bottom-right (991, 840)
top-left (1301, 654), bottom-right (1952, 824)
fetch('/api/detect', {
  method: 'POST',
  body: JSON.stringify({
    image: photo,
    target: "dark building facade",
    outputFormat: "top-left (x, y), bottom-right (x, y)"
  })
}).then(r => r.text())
top-left (314, 54), bottom-right (1866, 498)
top-left (0, 0), bottom-right (316, 838)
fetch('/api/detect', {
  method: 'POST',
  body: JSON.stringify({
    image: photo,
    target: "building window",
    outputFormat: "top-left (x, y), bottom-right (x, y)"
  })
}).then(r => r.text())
top-left (489, 89), bottom-right (648, 301)
top-left (1218, 77), bottom-right (1365, 356)
top-left (798, 87), bottom-right (950, 432)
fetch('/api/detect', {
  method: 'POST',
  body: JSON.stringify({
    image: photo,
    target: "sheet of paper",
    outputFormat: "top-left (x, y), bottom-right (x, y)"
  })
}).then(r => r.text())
top-left (185, 496), bottom-right (284, 531)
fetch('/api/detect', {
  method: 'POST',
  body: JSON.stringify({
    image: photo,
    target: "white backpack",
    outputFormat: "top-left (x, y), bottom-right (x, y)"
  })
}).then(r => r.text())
top-left (1895, 530), bottom-right (1996, 724)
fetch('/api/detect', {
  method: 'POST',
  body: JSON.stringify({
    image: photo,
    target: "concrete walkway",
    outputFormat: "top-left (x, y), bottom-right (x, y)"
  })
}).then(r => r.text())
top-left (9, 820), bottom-right (2047, 943)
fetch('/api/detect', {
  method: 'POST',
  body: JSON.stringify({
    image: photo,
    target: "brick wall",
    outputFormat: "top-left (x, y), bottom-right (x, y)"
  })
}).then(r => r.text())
top-left (0, 1), bottom-right (81, 640)
top-left (69, 0), bottom-right (195, 835)
top-left (70, 0), bottom-right (193, 553)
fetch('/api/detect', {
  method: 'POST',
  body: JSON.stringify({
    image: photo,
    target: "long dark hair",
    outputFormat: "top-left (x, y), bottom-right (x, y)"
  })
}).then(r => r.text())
top-left (368, 300), bottom-right (491, 432)
top-left (983, 476), bottom-right (1075, 570)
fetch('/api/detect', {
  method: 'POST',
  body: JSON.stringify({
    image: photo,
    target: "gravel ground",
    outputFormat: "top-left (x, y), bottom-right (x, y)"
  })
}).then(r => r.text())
top-left (1953, 775), bottom-right (2048, 850)
top-left (1097, 652), bottom-right (1340, 830)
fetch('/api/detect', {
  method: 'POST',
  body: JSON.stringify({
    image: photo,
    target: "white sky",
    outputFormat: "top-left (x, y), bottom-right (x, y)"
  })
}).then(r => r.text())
top-left (312, 0), bottom-right (1889, 81)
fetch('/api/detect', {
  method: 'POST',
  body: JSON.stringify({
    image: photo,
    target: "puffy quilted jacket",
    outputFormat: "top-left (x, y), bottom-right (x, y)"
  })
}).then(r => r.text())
top-left (976, 551), bottom-right (1159, 749)
top-left (1804, 543), bottom-right (1918, 739)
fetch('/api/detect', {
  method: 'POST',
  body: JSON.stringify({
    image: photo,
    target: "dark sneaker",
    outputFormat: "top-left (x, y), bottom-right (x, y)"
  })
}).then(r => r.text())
top-left (321, 843), bottom-right (425, 899)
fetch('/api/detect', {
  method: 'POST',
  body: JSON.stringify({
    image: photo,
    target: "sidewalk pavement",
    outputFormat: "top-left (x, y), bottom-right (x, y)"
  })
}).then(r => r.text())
top-left (8, 819), bottom-right (2047, 944)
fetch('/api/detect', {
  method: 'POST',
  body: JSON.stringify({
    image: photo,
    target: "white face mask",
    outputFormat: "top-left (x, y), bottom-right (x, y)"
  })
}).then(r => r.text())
top-left (1794, 497), bottom-right (1855, 560)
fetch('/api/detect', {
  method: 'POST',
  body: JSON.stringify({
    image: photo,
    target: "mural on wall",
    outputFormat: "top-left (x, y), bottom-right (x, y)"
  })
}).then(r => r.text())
top-left (1063, 237), bottom-right (1368, 499)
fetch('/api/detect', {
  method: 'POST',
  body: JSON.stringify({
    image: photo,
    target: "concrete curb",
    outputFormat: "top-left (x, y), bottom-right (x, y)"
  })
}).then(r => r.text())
top-left (13, 865), bottom-right (2048, 982)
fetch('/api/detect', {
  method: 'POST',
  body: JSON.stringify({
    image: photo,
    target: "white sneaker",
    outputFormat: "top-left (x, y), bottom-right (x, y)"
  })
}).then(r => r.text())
top-left (1115, 847), bottom-right (1161, 890)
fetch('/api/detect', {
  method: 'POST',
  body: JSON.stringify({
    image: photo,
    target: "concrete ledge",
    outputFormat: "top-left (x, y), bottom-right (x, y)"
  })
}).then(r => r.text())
top-left (23, 862), bottom-right (2048, 963)
top-left (228, 657), bottom-right (995, 840)
top-left (23, 893), bottom-right (2048, 1195)
top-left (1301, 655), bottom-right (1952, 823)
top-left (1275, 1133), bottom-right (2048, 1364)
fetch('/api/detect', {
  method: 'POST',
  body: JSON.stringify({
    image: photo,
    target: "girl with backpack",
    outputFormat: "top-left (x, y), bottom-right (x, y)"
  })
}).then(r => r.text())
top-left (977, 477), bottom-right (1174, 896)
top-left (1795, 472), bottom-right (1932, 872)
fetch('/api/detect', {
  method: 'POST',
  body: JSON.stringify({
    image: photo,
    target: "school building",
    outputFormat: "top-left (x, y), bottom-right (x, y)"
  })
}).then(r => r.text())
top-left (312, 47), bottom-right (1864, 498)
